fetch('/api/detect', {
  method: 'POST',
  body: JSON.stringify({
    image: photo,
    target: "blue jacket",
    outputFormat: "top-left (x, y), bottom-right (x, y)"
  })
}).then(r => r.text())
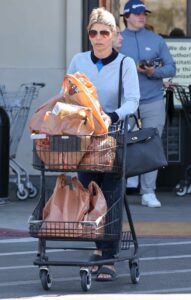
top-left (120, 28), bottom-right (176, 103)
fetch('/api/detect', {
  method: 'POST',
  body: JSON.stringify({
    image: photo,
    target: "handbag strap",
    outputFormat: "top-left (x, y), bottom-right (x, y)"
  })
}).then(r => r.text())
top-left (118, 57), bottom-right (126, 108)
top-left (118, 57), bottom-right (142, 129)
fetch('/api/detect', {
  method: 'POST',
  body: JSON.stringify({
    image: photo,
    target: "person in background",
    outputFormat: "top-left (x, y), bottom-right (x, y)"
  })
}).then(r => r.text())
top-left (112, 24), bottom-right (123, 52)
top-left (66, 7), bottom-right (140, 281)
top-left (120, 0), bottom-right (176, 208)
top-left (169, 27), bottom-right (185, 37)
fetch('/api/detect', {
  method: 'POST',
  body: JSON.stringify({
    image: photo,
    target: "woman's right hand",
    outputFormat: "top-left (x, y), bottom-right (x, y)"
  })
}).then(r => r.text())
top-left (102, 113), bottom-right (112, 127)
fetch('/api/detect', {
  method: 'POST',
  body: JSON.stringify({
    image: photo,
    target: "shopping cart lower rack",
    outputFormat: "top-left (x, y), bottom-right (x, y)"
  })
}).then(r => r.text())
top-left (0, 82), bottom-right (45, 200)
top-left (29, 120), bottom-right (140, 292)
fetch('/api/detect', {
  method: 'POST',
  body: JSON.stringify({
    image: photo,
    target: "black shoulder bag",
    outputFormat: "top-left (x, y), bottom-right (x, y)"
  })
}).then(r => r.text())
top-left (118, 57), bottom-right (168, 178)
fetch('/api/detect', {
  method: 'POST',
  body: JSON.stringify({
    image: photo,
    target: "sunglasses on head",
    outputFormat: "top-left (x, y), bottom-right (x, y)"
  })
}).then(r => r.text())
top-left (88, 29), bottom-right (111, 38)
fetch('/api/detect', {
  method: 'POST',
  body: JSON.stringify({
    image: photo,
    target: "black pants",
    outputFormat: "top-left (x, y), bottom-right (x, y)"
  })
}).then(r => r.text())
top-left (78, 172), bottom-right (122, 260)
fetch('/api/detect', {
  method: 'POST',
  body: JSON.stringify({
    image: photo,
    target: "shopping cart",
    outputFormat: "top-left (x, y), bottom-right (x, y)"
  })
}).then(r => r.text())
top-left (0, 82), bottom-right (45, 200)
top-left (166, 83), bottom-right (191, 196)
top-left (28, 117), bottom-right (140, 292)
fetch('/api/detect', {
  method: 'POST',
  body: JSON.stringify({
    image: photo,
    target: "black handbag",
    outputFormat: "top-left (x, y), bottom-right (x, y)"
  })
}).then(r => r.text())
top-left (119, 125), bottom-right (168, 177)
top-left (117, 58), bottom-right (168, 178)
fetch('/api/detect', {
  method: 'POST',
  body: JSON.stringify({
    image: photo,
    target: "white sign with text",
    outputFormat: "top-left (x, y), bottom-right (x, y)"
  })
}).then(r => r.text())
top-left (166, 38), bottom-right (191, 107)
top-left (166, 38), bottom-right (191, 86)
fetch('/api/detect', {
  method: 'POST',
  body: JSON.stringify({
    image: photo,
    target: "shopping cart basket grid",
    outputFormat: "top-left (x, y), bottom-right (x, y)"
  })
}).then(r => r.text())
top-left (0, 82), bottom-right (45, 200)
top-left (29, 118), bottom-right (140, 292)
top-left (167, 83), bottom-right (191, 196)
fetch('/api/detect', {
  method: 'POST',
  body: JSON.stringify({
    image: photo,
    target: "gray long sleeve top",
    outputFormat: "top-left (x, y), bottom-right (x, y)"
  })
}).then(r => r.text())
top-left (67, 50), bottom-right (140, 120)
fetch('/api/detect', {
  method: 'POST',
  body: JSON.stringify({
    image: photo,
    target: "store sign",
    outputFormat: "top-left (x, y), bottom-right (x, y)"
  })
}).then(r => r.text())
top-left (166, 38), bottom-right (191, 107)
top-left (166, 38), bottom-right (191, 86)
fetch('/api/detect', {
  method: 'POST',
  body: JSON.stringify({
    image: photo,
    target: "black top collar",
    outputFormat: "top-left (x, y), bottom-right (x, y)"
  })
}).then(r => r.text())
top-left (91, 49), bottom-right (118, 65)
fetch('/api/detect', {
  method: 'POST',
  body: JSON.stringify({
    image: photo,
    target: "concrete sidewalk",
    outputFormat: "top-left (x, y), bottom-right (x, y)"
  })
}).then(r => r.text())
top-left (8, 295), bottom-right (191, 300)
top-left (0, 178), bottom-right (191, 238)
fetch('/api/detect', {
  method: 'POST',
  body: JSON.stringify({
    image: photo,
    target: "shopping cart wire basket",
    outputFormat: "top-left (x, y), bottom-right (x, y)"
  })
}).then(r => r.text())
top-left (167, 83), bottom-right (191, 196)
top-left (28, 118), bottom-right (140, 291)
top-left (0, 82), bottom-right (45, 200)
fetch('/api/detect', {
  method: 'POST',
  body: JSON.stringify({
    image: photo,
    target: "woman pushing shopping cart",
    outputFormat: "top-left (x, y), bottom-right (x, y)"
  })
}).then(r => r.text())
top-left (28, 7), bottom-right (140, 291)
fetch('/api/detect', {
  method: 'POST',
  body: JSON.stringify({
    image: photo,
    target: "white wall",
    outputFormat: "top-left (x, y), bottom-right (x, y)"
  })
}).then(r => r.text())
top-left (0, 0), bottom-right (82, 174)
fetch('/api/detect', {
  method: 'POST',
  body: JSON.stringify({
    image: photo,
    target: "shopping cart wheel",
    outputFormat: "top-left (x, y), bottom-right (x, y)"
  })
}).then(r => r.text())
top-left (28, 185), bottom-right (38, 198)
top-left (129, 260), bottom-right (140, 284)
top-left (80, 268), bottom-right (91, 291)
top-left (39, 268), bottom-right (52, 290)
top-left (16, 188), bottom-right (29, 200)
top-left (175, 181), bottom-right (187, 197)
top-left (176, 186), bottom-right (187, 197)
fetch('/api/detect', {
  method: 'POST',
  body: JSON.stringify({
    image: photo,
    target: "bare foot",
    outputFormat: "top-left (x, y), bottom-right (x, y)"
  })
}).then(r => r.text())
top-left (90, 250), bottom-right (102, 274)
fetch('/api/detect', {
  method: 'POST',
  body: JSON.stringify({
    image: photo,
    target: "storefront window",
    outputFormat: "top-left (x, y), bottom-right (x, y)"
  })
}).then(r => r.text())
top-left (144, 0), bottom-right (187, 37)
top-left (118, 0), bottom-right (187, 36)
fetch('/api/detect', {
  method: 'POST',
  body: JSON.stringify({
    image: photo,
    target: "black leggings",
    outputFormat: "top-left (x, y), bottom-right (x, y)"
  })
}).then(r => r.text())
top-left (78, 172), bottom-right (121, 260)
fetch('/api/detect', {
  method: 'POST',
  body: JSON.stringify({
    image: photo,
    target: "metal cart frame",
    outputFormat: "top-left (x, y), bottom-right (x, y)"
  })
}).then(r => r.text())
top-left (0, 82), bottom-right (45, 200)
top-left (29, 117), bottom-right (139, 291)
top-left (167, 83), bottom-right (191, 196)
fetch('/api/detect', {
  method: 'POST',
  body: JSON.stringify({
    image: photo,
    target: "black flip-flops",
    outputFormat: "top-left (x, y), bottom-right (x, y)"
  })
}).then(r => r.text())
top-left (96, 265), bottom-right (117, 281)
top-left (89, 254), bottom-right (102, 274)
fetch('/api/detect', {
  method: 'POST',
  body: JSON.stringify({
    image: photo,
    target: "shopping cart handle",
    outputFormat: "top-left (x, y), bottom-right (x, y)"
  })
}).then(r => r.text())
top-left (32, 82), bottom-right (46, 88)
top-left (31, 133), bottom-right (47, 139)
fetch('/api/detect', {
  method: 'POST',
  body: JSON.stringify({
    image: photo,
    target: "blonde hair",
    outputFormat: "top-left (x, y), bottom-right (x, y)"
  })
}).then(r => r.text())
top-left (87, 7), bottom-right (116, 32)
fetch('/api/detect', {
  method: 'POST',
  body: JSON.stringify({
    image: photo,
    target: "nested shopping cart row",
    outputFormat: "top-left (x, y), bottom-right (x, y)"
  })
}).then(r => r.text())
top-left (0, 82), bottom-right (45, 200)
